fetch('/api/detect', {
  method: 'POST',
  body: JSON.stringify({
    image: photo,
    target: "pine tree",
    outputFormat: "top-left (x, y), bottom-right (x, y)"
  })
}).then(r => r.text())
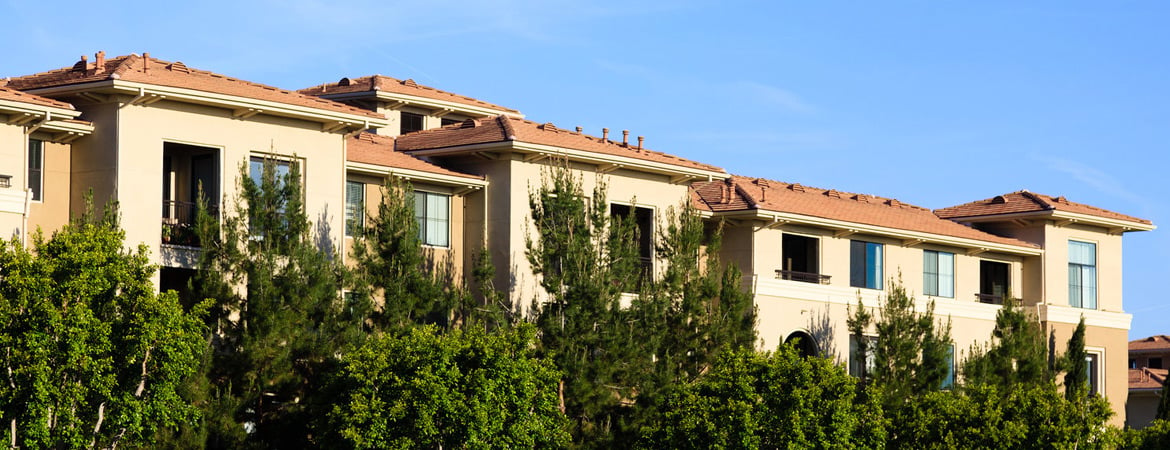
top-left (525, 164), bottom-right (641, 446)
top-left (1157, 374), bottom-right (1170, 422)
top-left (193, 158), bottom-right (359, 448)
top-left (962, 297), bottom-right (1052, 388)
top-left (868, 276), bottom-right (953, 404)
top-left (1062, 317), bottom-right (1088, 401)
top-left (349, 178), bottom-right (480, 331)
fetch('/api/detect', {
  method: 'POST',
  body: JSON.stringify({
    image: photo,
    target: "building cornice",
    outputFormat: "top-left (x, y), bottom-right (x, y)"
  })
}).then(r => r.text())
top-left (946, 210), bottom-right (1154, 234)
top-left (320, 90), bottom-right (522, 119)
top-left (1036, 303), bottom-right (1132, 330)
top-left (346, 161), bottom-right (488, 192)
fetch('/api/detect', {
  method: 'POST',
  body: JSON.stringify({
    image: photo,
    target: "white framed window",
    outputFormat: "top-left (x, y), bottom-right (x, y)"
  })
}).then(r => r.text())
top-left (1068, 240), bottom-right (1097, 309)
top-left (248, 155), bottom-right (293, 188)
top-left (28, 138), bottom-right (43, 201)
top-left (345, 181), bottom-right (364, 237)
top-left (924, 250), bottom-right (955, 298)
top-left (414, 191), bottom-right (449, 247)
top-left (849, 335), bottom-right (877, 379)
top-left (1086, 350), bottom-right (1103, 396)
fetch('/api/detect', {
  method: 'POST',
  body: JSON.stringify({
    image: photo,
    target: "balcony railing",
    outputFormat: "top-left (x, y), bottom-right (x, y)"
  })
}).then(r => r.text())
top-left (162, 200), bottom-right (217, 247)
top-left (975, 293), bottom-right (1005, 305)
top-left (776, 270), bottom-right (831, 285)
top-left (0, 175), bottom-right (10, 188)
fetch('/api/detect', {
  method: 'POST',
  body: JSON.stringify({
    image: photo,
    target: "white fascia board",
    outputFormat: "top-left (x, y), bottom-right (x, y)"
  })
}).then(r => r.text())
top-left (0, 100), bottom-right (81, 120)
top-left (346, 161), bottom-right (487, 189)
top-left (28, 81), bottom-right (390, 130)
top-left (319, 91), bottom-right (522, 119)
top-left (946, 210), bottom-right (1155, 232)
top-left (0, 189), bottom-right (27, 214)
top-left (719, 209), bottom-right (1042, 256)
top-left (40, 120), bottom-right (95, 135)
top-left (1036, 303), bottom-right (1132, 330)
top-left (405, 141), bottom-right (728, 181)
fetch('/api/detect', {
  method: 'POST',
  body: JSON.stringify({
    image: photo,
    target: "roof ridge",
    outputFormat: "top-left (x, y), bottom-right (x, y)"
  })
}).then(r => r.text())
top-left (497, 115), bottom-right (515, 140)
top-left (1018, 190), bottom-right (1053, 210)
top-left (730, 174), bottom-right (927, 212)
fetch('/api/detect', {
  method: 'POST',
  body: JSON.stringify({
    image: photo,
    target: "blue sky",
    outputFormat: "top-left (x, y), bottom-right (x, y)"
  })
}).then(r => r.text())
top-left (3, 1), bottom-right (1167, 339)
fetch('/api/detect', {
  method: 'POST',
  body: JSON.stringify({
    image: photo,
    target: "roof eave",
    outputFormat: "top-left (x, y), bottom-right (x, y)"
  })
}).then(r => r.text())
top-left (346, 161), bottom-right (487, 190)
top-left (27, 80), bottom-right (390, 132)
top-left (404, 140), bottom-right (727, 183)
top-left (318, 90), bottom-right (523, 119)
top-left (0, 99), bottom-right (81, 122)
top-left (941, 209), bottom-right (1154, 233)
top-left (708, 208), bottom-right (1042, 255)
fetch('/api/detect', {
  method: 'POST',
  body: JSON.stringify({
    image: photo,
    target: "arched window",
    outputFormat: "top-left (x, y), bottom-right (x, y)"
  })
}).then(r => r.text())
top-left (785, 331), bottom-right (818, 358)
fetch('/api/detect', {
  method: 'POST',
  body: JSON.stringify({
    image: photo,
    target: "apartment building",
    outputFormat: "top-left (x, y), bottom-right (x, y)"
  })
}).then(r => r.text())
top-left (1, 52), bottom-right (1153, 426)
top-left (1128, 335), bottom-right (1170, 428)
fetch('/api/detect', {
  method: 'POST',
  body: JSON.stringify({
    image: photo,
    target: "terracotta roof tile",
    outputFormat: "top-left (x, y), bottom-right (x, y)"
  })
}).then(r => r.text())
top-left (4, 53), bottom-right (382, 120)
top-left (1129, 367), bottom-right (1168, 390)
top-left (348, 132), bottom-right (482, 181)
top-left (0, 86), bottom-right (75, 110)
top-left (1130, 335), bottom-right (1170, 352)
top-left (299, 75), bottom-right (520, 115)
top-left (394, 116), bottom-right (724, 173)
top-left (935, 190), bottom-right (1151, 225)
top-left (691, 175), bottom-right (1038, 248)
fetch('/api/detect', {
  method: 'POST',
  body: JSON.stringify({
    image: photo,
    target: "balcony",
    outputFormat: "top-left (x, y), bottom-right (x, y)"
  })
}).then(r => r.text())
top-left (776, 269), bottom-right (831, 285)
top-left (162, 200), bottom-right (216, 247)
top-left (975, 293), bottom-right (1004, 305)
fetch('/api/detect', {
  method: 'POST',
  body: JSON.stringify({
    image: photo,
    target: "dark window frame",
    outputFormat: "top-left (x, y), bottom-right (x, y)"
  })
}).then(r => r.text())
top-left (415, 190), bottom-right (450, 247)
top-left (345, 180), bottom-right (364, 237)
top-left (923, 250), bottom-right (955, 298)
top-left (400, 111), bottom-right (425, 135)
top-left (850, 240), bottom-right (884, 290)
top-left (28, 138), bottom-right (43, 201)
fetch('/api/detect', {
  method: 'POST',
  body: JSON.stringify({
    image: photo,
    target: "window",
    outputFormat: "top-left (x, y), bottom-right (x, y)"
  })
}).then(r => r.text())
top-left (1086, 352), bottom-right (1101, 395)
top-left (345, 181), bottom-right (364, 236)
top-left (942, 345), bottom-right (956, 389)
top-left (28, 138), bottom-right (43, 201)
top-left (611, 203), bottom-right (654, 280)
top-left (249, 156), bottom-right (292, 189)
top-left (781, 234), bottom-right (824, 283)
top-left (1069, 241), bottom-right (1097, 309)
top-left (400, 112), bottom-right (424, 134)
top-left (979, 260), bottom-right (1010, 304)
top-left (849, 335), bottom-right (877, 379)
top-left (923, 250), bottom-right (955, 298)
top-left (850, 240), bottom-right (883, 289)
top-left (1151, 357), bottom-right (1164, 369)
top-left (441, 117), bottom-right (461, 127)
top-left (414, 191), bottom-right (449, 247)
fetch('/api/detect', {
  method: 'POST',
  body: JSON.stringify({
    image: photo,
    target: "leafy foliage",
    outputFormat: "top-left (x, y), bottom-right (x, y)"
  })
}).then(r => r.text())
top-left (1121, 419), bottom-right (1170, 450)
top-left (0, 201), bottom-right (208, 449)
top-left (323, 324), bottom-right (569, 449)
top-left (645, 345), bottom-right (886, 449)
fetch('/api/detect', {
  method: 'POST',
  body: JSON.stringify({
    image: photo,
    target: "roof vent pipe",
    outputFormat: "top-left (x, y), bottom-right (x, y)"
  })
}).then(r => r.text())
top-left (637, 136), bottom-right (644, 150)
top-left (602, 128), bottom-right (609, 143)
top-left (576, 126), bottom-right (582, 133)
top-left (94, 51), bottom-right (106, 74)
top-left (143, 53), bottom-right (150, 74)
top-left (622, 130), bottom-right (629, 146)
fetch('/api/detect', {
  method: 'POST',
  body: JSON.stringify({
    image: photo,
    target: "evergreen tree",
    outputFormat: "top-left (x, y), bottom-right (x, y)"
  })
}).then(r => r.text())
top-left (193, 158), bottom-right (359, 448)
top-left (847, 298), bottom-right (874, 388)
top-left (1062, 317), bottom-right (1088, 401)
top-left (349, 178), bottom-right (483, 331)
top-left (525, 164), bottom-right (642, 446)
top-left (1158, 375), bottom-right (1170, 422)
top-left (0, 201), bottom-right (208, 449)
top-left (962, 297), bottom-right (1052, 388)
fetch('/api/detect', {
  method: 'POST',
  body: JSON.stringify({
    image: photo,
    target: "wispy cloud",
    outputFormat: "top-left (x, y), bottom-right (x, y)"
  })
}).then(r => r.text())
top-left (1032, 154), bottom-right (1152, 212)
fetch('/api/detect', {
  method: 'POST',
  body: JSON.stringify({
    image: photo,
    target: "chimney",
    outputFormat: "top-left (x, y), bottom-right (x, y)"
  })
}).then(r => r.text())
top-left (637, 136), bottom-right (644, 150)
top-left (575, 126), bottom-right (582, 133)
top-left (602, 128), bottom-right (609, 143)
top-left (622, 130), bottom-right (629, 146)
top-left (94, 51), bottom-right (106, 74)
top-left (143, 52), bottom-right (150, 74)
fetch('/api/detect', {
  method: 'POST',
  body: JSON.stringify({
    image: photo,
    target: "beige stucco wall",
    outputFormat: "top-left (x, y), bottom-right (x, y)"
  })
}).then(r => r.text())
top-left (1042, 222), bottom-right (1124, 311)
top-left (27, 139), bottom-right (71, 236)
top-left (1127, 392), bottom-right (1161, 429)
top-left (0, 122), bottom-right (28, 240)
top-left (67, 97), bottom-right (348, 267)
top-left (1046, 320), bottom-right (1128, 427)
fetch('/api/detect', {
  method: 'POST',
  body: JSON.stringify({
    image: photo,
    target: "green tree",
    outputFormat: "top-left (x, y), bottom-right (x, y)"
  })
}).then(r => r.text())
top-left (644, 345), bottom-right (886, 449)
top-left (1158, 375), bottom-right (1170, 422)
top-left (961, 297), bottom-right (1052, 388)
top-left (1062, 317), bottom-right (1088, 401)
top-left (1121, 419), bottom-right (1170, 450)
top-left (194, 158), bottom-right (359, 448)
top-left (350, 178), bottom-right (483, 330)
top-left (871, 277), bottom-right (953, 404)
top-left (0, 201), bottom-right (208, 449)
top-left (322, 324), bottom-right (569, 449)
top-left (525, 165), bottom-right (642, 446)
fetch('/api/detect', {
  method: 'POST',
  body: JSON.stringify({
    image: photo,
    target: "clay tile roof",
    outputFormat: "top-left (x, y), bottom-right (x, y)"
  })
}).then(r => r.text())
top-left (347, 132), bottom-right (482, 181)
top-left (4, 53), bottom-right (382, 120)
top-left (691, 175), bottom-right (1038, 248)
top-left (1129, 367), bottom-right (1168, 390)
top-left (1130, 335), bottom-right (1170, 352)
top-left (298, 75), bottom-right (520, 115)
top-left (0, 86), bottom-right (75, 110)
top-left (394, 116), bottom-right (724, 173)
top-left (934, 190), bottom-right (1151, 225)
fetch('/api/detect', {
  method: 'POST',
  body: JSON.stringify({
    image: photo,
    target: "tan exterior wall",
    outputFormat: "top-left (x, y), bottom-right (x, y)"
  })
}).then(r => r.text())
top-left (67, 98), bottom-right (347, 267)
top-left (1046, 320), bottom-right (1128, 427)
top-left (1127, 393), bottom-right (1161, 429)
top-left (0, 122), bottom-right (28, 240)
top-left (27, 139), bottom-right (71, 235)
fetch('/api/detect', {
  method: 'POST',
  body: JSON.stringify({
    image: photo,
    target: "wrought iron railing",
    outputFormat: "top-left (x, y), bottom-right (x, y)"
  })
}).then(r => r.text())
top-left (975, 293), bottom-right (1005, 305)
top-left (776, 270), bottom-right (832, 285)
top-left (162, 200), bottom-right (217, 247)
